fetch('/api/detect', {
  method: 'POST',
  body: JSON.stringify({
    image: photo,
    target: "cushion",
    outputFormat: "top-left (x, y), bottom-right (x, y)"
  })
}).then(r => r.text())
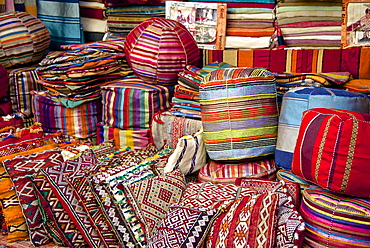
top-left (275, 87), bottom-right (370, 170)
top-left (200, 67), bottom-right (278, 161)
top-left (0, 114), bottom-right (24, 129)
top-left (276, 169), bottom-right (316, 193)
top-left (101, 76), bottom-right (173, 130)
top-left (300, 188), bottom-right (370, 247)
top-left (0, 11), bottom-right (50, 68)
top-left (146, 204), bottom-right (220, 248)
top-left (96, 122), bottom-right (150, 150)
top-left (124, 17), bottom-right (200, 85)
top-left (164, 128), bottom-right (206, 175)
top-left (198, 158), bottom-right (277, 184)
top-left (291, 108), bottom-right (370, 198)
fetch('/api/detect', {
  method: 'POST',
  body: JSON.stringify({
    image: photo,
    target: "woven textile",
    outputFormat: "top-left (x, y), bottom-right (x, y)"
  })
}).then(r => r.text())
top-left (0, 64), bottom-right (7, 99)
top-left (0, 11), bottom-right (50, 68)
top-left (32, 91), bottom-right (102, 139)
top-left (2, 148), bottom-right (63, 246)
top-left (206, 192), bottom-right (279, 248)
top-left (124, 17), bottom-right (200, 85)
top-left (276, 87), bottom-right (370, 170)
top-left (276, 169), bottom-right (315, 193)
top-left (151, 110), bottom-right (203, 150)
top-left (200, 67), bottom-right (278, 161)
top-left (147, 204), bottom-right (220, 248)
top-left (0, 114), bottom-right (24, 130)
top-left (198, 158), bottom-right (277, 184)
top-left (164, 128), bottom-right (206, 175)
top-left (291, 108), bottom-right (370, 198)
top-left (301, 188), bottom-right (370, 247)
top-left (96, 122), bottom-right (150, 150)
top-left (101, 76), bottom-right (172, 130)
top-left (120, 169), bottom-right (186, 238)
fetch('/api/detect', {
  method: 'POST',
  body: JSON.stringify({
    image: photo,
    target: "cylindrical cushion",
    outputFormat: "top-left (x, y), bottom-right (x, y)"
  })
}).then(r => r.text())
top-left (0, 12), bottom-right (50, 68)
top-left (198, 158), bottom-right (277, 184)
top-left (300, 188), bottom-right (370, 248)
top-left (275, 87), bottom-right (370, 170)
top-left (124, 17), bottom-right (200, 85)
top-left (101, 76), bottom-right (173, 130)
top-left (291, 108), bottom-right (370, 198)
top-left (200, 67), bottom-right (278, 161)
top-left (31, 91), bottom-right (102, 139)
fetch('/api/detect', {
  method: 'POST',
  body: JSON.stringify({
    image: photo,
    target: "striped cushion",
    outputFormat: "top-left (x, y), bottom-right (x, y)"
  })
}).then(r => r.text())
top-left (275, 87), bottom-right (370, 170)
top-left (198, 158), bottom-right (277, 184)
top-left (96, 122), bottom-right (150, 150)
top-left (124, 17), bottom-right (200, 85)
top-left (0, 11), bottom-right (50, 68)
top-left (300, 188), bottom-right (370, 248)
top-left (101, 76), bottom-right (173, 129)
top-left (200, 67), bottom-right (278, 161)
top-left (291, 108), bottom-right (370, 198)
top-left (31, 91), bottom-right (102, 139)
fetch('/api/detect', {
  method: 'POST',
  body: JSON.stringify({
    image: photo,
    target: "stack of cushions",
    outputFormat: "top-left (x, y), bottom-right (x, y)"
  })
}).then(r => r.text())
top-left (274, 1), bottom-right (343, 49)
top-left (275, 87), bottom-right (370, 170)
top-left (80, 0), bottom-right (108, 42)
top-left (225, 3), bottom-right (275, 49)
top-left (98, 75), bottom-right (173, 149)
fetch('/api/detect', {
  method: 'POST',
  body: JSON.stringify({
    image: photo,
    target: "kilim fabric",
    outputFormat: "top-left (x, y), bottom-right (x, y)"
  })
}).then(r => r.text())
top-left (164, 128), bottom-right (206, 175)
top-left (0, 11), bottom-right (50, 68)
top-left (200, 67), bottom-right (278, 161)
top-left (300, 188), bottom-right (370, 247)
top-left (180, 182), bottom-right (257, 210)
top-left (119, 169), bottom-right (186, 238)
top-left (198, 158), bottom-right (277, 184)
top-left (2, 148), bottom-right (63, 246)
top-left (276, 87), bottom-right (370, 170)
top-left (291, 108), bottom-right (370, 198)
top-left (146, 204), bottom-right (220, 248)
top-left (151, 110), bottom-right (203, 150)
top-left (101, 76), bottom-right (172, 129)
top-left (239, 179), bottom-right (305, 248)
top-left (124, 17), bottom-right (200, 85)
top-left (96, 122), bottom-right (150, 150)
top-left (206, 192), bottom-right (279, 248)
top-left (31, 91), bottom-right (102, 139)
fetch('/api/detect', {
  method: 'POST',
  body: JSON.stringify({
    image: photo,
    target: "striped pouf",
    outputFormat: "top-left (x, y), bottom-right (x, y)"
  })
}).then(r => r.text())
top-left (301, 188), bottom-right (370, 248)
top-left (200, 67), bottom-right (278, 161)
top-left (123, 17), bottom-right (200, 85)
top-left (0, 11), bottom-right (50, 68)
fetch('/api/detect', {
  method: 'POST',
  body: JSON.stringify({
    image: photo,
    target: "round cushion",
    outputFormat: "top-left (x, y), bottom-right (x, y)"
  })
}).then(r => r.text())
top-left (0, 11), bottom-right (50, 68)
top-left (124, 17), bottom-right (200, 86)
top-left (300, 188), bottom-right (370, 248)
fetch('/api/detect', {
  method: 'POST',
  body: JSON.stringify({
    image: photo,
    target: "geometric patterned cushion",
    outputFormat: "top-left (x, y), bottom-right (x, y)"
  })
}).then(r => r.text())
top-left (121, 169), bottom-right (187, 238)
top-left (147, 204), bottom-right (220, 248)
top-left (206, 192), bottom-right (279, 248)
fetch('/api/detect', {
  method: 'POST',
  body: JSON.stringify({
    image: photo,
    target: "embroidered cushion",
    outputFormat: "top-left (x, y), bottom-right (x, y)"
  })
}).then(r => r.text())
top-left (124, 17), bottom-right (200, 85)
top-left (301, 188), bottom-right (370, 247)
top-left (275, 87), bottom-right (370, 170)
top-left (164, 128), bottom-right (206, 175)
top-left (198, 158), bottom-right (277, 184)
top-left (0, 11), bottom-right (50, 68)
top-left (291, 108), bottom-right (370, 198)
top-left (200, 67), bottom-right (278, 161)
top-left (146, 204), bottom-right (220, 248)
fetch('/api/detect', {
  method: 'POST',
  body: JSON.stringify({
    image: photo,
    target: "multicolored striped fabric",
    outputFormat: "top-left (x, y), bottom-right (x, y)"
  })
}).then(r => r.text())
top-left (101, 76), bottom-right (173, 129)
top-left (31, 91), bottom-right (102, 139)
top-left (201, 48), bottom-right (370, 80)
top-left (300, 188), bottom-right (370, 247)
top-left (124, 17), bottom-right (200, 85)
top-left (96, 122), bottom-right (150, 150)
top-left (291, 108), bottom-right (370, 198)
top-left (0, 11), bottom-right (50, 68)
top-left (7, 65), bottom-right (43, 115)
top-left (200, 67), bottom-right (278, 161)
top-left (276, 87), bottom-right (370, 170)
top-left (198, 158), bottom-right (277, 184)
